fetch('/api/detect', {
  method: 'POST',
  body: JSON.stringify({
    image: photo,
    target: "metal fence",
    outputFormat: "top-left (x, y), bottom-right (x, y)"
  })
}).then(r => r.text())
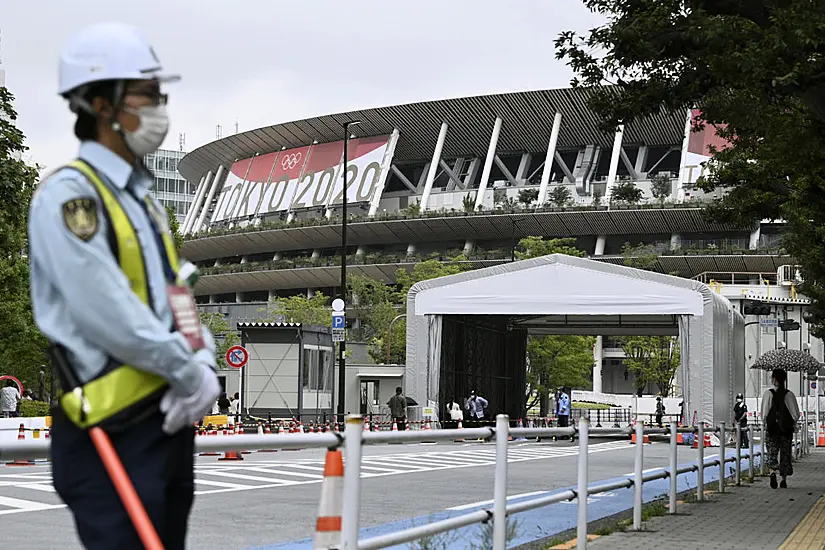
top-left (0, 416), bottom-right (797, 550)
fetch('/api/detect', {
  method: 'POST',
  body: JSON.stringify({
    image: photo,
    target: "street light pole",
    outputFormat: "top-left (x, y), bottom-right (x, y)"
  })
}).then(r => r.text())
top-left (337, 120), bottom-right (360, 420)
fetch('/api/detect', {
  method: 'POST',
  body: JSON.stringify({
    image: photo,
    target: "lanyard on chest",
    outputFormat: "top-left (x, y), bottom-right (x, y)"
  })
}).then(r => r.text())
top-left (129, 190), bottom-right (177, 284)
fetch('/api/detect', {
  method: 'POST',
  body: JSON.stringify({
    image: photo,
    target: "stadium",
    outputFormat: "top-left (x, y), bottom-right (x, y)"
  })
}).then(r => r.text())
top-left (176, 86), bottom-right (811, 421)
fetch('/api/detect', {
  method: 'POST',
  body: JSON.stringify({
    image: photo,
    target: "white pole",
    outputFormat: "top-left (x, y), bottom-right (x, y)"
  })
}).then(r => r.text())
top-left (668, 421), bottom-right (677, 515)
top-left (718, 422), bottom-right (726, 493)
top-left (603, 125), bottom-right (624, 206)
top-left (181, 174), bottom-right (207, 234)
top-left (817, 377), bottom-right (821, 448)
top-left (194, 164), bottom-right (226, 233)
top-left (577, 416), bottom-right (590, 548)
top-left (633, 421), bottom-right (643, 530)
top-left (759, 423), bottom-right (766, 476)
top-left (536, 113), bottom-right (562, 206)
top-left (748, 423), bottom-right (755, 480)
top-left (341, 415), bottom-right (364, 550)
top-left (420, 122), bottom-right (448, 211)
top-left (492, 414), bottom-right (509, 550)
top-left (735, 424), bottom-right (741, 486)
top-left (697, 423), bottom-right (704, 502)
top-left (473, 117), bottom-right (503, 211)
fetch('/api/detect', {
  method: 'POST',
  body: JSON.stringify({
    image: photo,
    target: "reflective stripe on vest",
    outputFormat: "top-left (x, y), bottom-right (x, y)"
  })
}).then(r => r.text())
top-left (59, 159), bottom-right (179, 428)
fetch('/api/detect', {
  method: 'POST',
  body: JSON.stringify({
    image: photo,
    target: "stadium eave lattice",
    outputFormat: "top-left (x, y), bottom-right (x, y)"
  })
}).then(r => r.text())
top-left (178, 87), bottom-right (685, 182)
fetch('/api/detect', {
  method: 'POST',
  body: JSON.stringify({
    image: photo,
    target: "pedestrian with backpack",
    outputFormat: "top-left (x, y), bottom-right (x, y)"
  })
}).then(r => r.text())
top-left (761, 368), bottom-right (800, 489)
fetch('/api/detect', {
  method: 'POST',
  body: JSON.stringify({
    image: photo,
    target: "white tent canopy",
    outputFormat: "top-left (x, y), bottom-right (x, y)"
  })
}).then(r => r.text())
top-left (406, 254), bottom-right (744, 425)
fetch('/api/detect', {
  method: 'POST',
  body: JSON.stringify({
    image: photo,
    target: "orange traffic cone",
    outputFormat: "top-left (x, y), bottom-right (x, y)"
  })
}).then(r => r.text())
top-left (314, 450), bottom-right (344, 549)
top-left (818, 424), bottom-right (825, 447)
top-left (7, 424), bottom-right (33, 466)
top-left (392, 421), bottom-right (398, 432)
top-left (455, 420), bottom-right (465, 443)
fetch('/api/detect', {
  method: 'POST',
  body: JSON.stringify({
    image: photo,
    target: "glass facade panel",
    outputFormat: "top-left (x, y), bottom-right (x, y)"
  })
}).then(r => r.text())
top-left (143, 148), bottom-right (196, 224)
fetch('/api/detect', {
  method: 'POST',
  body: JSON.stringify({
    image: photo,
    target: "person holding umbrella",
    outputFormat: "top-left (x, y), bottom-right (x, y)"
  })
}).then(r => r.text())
top-left (761, 368), bottom-right (800, 488)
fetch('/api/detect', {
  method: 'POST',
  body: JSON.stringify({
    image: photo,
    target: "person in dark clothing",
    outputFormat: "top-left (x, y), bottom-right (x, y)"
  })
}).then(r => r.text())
top-left (217, 393), bottom-right (231, 415)
top-left (762, 369), bottom-right (799, 489)
top-left (655, 396), bottom-right (665, 428)
top-left (387, 387), bottom-right (407, 431)
top-left (733, 392), bottom-right (749, 448)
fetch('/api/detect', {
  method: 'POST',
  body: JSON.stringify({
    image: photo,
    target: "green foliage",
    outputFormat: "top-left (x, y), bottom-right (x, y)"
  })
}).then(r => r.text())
top-left (165, 205), bottom-right (183, 252)
top-left (0, 87), bottom-right (48, 384)
top-left (650, 173), bottom-right (673, 203)
top-left (473, 517), bottom-right (520, 550)
top-left (262, 291), bottom-right (333, 327)
top-left (395, 259), bottom-right (463, 297)
top-left (620, 336), bottom-right (680, 396)
top-left (556, 0), bottom-right (825, 337)
top-left (515, 236), bottom-right (586, 260)
top-left (526, 334), bottom-right (596, 408)
top-left (621, 242), bottom-right (660, 271)
top-left (610, 181), bottom-right (643, 204)
top-left (199, 311), bottom-right (240, 369)
top-left (19, 400), bottom-right (50, 418)
top-left (404, 201), bottom-right (421, 216)
top-left (517, 188), bottom-right (539, 206)
top-left (548, 185), bottom-right (573, 207)
top-left (592, 190), bottom-right (603, 207)
top-left (462, 192), bottom-right (475, 212)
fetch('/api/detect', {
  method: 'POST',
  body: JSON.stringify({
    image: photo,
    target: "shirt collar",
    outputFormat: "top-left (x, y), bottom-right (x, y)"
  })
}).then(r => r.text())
top-left (78, 141), bottom-right (153, 197)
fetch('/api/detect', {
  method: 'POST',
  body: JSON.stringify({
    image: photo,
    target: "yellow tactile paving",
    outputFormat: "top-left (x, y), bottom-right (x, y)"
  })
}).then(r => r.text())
top-left (780, 495), bottom-right (825, 549)
top-left (549, 534), bottom-right (600, 549)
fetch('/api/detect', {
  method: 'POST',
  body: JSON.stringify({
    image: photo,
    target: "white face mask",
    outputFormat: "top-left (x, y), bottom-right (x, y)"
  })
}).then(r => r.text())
top-left (122, 104), bottom-right (169, 156)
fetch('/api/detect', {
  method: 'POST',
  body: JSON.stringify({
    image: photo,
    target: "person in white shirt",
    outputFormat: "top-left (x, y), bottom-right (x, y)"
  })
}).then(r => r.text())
top-left (447, 399), bottom-right (463, 422)
top-left (1, 381), bottom-right (20, 418)
top-left (761, 368), bottom-right (800, 489)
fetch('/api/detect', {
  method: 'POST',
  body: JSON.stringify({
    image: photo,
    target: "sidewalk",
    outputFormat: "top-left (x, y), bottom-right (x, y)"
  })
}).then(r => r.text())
top-left (586, 449), bottom-right (825, 550)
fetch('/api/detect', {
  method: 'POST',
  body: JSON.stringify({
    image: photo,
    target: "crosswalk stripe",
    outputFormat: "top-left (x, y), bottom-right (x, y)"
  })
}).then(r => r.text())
top-left (195, 479), bottom-right (256, 489)
top-left (0, 495), bottom-right (64, 513)
top-left (196, 471), bottom-right (298, 485)
top-left (240, 467), bottom-right (324, 480)
top-left (16, 484), bottom-right (56, 493)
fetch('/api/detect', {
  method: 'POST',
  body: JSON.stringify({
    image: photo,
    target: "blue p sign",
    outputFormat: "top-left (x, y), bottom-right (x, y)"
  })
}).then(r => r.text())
top-left (332, 313), bottom-right (345, 329)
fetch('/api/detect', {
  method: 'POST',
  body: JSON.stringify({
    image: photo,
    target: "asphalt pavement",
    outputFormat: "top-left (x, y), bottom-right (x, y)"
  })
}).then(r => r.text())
top-left (0, 436), bottom-right (698, 549)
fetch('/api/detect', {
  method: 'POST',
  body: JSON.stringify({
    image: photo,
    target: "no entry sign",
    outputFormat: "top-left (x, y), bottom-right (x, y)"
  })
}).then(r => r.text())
top-left (226, 345), bottom-right (248, 369)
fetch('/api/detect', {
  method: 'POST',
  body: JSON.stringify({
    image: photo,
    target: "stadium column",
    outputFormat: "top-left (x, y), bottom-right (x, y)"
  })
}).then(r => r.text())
top-left (536, 113), bottom-right (562, 205)
top-left (748, 225), bottom-right (761, 250)
top-left (603, 124), bottom-right (624, 206)
top-left (368, 128), bottom-right (400, 218)
top-left (194, 164), bottom-right (227, 233)
top-left (593, 335), bottom-right (603, 394)
top-left (181, 174), bottom-right (206, 234)
top-left (465, 117), bottom-right (503, 254)
top-left (420, 122), bottom-right (449, 211)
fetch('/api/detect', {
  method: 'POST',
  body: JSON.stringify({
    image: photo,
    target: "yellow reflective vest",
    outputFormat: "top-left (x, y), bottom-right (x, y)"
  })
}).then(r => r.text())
top-left (59, 159), bottom-right (181, 428)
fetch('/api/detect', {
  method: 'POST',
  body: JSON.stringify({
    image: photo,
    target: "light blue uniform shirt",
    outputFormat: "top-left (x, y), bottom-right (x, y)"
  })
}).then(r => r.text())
top-left (558, 393), bottom-right (570, 416)
top-left (28, 141), bottom-right (204, 395)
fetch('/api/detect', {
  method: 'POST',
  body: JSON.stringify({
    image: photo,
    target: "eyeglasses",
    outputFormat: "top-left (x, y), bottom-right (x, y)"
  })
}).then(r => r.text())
top-left (124, 88), bottom-right (168, 107)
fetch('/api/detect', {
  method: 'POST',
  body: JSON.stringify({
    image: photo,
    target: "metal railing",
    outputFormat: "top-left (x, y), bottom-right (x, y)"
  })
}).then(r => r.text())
top-left (0, 416), bottom-right (792, 550)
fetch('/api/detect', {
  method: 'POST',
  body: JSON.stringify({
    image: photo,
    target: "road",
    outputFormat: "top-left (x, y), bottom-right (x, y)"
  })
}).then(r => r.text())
top-left (0, 437), bottom-right (707, 549)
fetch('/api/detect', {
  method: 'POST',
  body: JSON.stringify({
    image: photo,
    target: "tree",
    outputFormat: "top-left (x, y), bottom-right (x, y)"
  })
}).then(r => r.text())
top-left (348, 274), bottom-right (405, 364)
top-left (650, 173), bottom-right (672, 204)
top-left (462, 192), bottom-right (475, 213)
top-left (548, 186), bottom-right (573, 207)
top-left (610, 181), bottom-right (643, 204)
top-left (620, 336), bottom-right (680, 397)
top-left (0, 87), bottom-right (48, 387)
top-left (199, 311), bottom-right (240, 369)
top-left (517, 188), bottom-right (539, 207)
top-left (515, 236), bottom-right (585, 260)
top-left (621, 242), bottom-right (660, 271)
top-left (526, 334), bottom-right (596, 412)
top-left (556, 0), bottom-right (825, 336)
top-left (261, 291), bottom-right (333, 326)
top-left (165, 205), bottom-right (183, 252)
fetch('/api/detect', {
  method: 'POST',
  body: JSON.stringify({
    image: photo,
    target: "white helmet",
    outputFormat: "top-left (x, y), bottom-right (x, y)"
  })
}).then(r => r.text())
top-left (58, 22), bottom-right (178, 96)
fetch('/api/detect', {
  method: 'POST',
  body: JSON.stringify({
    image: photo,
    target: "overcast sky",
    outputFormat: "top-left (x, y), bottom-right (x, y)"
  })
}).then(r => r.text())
top-left (3, 0), bottom-right (602, 171)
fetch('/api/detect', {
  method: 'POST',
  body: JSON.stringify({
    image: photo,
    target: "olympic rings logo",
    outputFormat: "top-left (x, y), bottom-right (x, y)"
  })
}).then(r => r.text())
top-left (281, 152), bottom-right (302, 170)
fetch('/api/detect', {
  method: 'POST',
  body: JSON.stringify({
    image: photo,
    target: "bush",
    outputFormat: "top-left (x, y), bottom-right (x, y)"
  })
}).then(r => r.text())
top-left (19, 400), bottom-right (50, 418)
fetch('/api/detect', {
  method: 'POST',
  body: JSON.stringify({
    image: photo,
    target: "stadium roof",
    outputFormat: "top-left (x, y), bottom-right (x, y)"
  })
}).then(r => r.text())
top-left (178, 87), bottom-right (686, 182)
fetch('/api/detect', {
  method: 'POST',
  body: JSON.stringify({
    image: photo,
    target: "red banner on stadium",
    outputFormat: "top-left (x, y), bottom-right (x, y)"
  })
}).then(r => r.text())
top-left (211, 136), bottom-right (390, 223)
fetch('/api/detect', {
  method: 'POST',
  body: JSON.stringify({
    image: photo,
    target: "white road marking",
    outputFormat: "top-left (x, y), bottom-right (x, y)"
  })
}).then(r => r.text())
top-left (194, 479), bottom-right (255, 489)
top-left (0, 495), bottom-right (65, 515)
top-left (448, 490), bottom-right (548, 511)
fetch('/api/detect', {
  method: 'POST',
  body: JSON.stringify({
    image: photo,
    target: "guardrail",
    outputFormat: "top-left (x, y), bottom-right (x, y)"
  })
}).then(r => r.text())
top-left (0, 416), bottom-right (797, 550)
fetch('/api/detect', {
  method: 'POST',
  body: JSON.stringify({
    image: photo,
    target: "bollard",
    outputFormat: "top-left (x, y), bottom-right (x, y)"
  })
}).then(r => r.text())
top-left (759, 423), bottom-right (766, 476)
top-left (697, 423), bottom-right (705, 502)
top-left (718, 422), bottom-right (726, 493)
top-left (669, 421), bottom-right (677, 515)
top-left (735, 424), bottom-right (741, 486)
top-left (748, 425), bottom-right (755, 481)
top-left (577, 416), bottom-right (589, 549)
top-left (493, 415), bottom-right (509, 550)
top-left (341, 415), bottom-right (363, 550)
top-left (633, 421), bottom-right (644, 530)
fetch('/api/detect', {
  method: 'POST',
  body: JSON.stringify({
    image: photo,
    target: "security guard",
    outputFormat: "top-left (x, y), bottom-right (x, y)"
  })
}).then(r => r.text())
top-left (28, 23), bottom-right (220, 549)
top-left (733, 392), bottom-right (749, 448)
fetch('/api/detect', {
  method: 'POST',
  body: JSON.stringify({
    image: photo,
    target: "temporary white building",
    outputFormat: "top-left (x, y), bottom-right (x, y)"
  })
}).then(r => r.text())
top-left (406, 254), bottom-right (744, 425)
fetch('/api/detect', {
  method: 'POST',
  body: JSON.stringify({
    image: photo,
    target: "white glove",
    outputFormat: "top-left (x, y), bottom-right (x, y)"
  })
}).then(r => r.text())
top-left (160, 349), bottom-right (221, 435)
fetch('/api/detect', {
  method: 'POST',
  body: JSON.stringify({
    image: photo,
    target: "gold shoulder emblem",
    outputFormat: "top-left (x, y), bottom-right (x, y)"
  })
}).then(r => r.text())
top-left (62, 197), bottom-right (99, 241)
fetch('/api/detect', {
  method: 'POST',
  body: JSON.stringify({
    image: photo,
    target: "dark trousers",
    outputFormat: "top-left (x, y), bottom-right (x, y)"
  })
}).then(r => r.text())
top-left (557, 414), bottom-right (569, 427)
top-left (392, 416), bottom-right (407, 432)
top-left (51, 409), bottom-right (195, 550)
